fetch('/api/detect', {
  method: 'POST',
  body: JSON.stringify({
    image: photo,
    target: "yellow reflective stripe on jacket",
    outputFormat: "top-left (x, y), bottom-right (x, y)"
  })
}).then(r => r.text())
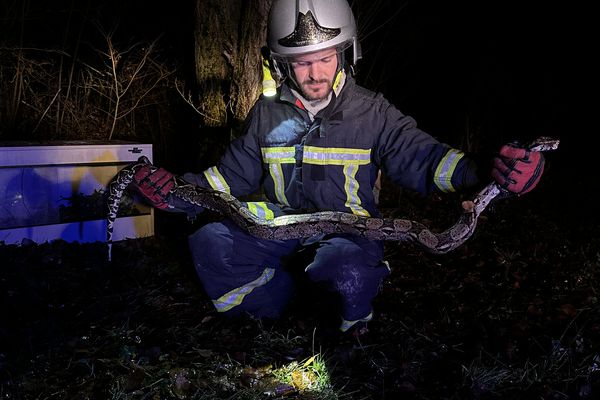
top-left (343, 164), bottom-right (370, 216)
top-left (433, 149), bottom-right (465, 193)
top-left (303, 146), bottom-right (371, 165)
top-left (212, 268), bottom-right (275, 312)
top-left (247, 202), bottom-right (275, 220)
top-left (304, 146), bottom-right (371, 216)
top-left (268, 164), bottom-right (290, 206)
top-left (261, 147), bottom-right (296, 163)
top-left (203, 166), bottom-right (230, 194)
top-left (261, 147), bottom-right (295, 206)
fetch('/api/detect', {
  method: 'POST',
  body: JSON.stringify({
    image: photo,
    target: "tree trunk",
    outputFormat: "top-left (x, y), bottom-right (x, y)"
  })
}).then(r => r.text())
top-left (194, 0), bottom-right (273, 127)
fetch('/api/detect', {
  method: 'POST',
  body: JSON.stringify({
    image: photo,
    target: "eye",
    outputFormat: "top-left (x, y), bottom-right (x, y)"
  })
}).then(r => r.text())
top-left (293, 61), bottom-right (311, 68)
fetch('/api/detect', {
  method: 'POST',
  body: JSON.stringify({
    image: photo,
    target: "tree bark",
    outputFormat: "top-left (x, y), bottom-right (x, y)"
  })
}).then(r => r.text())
top-left (194, 0), bottom-right (273, 127)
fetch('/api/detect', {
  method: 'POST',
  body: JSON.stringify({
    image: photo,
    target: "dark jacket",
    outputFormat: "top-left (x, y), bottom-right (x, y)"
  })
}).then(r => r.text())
top-left (180, 75), bottom-right (479, 218)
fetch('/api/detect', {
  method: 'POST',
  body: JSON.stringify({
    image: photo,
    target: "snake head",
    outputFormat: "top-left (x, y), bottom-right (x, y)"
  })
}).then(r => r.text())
top-left (132, 155), bottom-right (160, 175)
top-left (137, 155), bottom-right (152, 165)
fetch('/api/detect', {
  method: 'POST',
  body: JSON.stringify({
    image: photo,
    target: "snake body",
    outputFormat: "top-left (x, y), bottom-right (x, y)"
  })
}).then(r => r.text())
top-left (106, 137), bottom-right (559, 261)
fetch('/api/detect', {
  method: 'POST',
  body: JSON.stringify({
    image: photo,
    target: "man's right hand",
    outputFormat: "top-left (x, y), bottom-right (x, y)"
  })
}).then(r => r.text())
top-left (132, 165), bottom-right (176, 209)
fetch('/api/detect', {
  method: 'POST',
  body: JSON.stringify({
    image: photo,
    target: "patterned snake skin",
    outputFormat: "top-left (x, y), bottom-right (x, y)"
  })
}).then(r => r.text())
top-left (106, 137), bottom-right (559, 261)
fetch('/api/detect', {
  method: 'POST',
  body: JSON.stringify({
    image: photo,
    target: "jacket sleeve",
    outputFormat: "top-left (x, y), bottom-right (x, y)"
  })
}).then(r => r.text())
top-left (375, 100), bottom-right (480, 195)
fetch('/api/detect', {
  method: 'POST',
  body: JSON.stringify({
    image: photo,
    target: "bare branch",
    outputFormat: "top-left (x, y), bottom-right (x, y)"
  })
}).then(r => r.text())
top-left (174, 77), bottom-right (223, 124)
top-left (33, 88), bottom-right (62, 132)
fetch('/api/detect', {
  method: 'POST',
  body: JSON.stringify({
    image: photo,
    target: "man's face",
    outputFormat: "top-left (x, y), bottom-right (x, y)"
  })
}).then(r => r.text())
top-left (290, 48), bottom-right (338, 101)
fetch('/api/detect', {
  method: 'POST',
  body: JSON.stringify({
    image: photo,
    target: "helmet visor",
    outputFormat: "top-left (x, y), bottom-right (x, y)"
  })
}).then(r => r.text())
top-left (271, 42), bottom-right (352, 64)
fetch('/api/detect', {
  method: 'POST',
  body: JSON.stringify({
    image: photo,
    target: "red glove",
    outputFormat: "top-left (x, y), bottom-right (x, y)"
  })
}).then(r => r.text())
top-left (491, 143), bottom-right (545, 195)
top-left (133, 165), bottom-right (176, 209)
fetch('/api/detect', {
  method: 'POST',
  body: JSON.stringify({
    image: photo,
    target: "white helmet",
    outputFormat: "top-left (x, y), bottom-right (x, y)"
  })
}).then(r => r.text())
top-left (267, 0), bottom-right (362, 66)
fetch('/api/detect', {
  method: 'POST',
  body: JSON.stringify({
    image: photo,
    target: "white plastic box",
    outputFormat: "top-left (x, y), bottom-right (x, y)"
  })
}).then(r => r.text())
top-left (0, 141), bottom-right (154, 245)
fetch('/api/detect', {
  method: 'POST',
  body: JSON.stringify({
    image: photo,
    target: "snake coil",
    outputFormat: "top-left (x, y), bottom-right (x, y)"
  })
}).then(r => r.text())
top-left (106, 137), bottom-right (559, 261)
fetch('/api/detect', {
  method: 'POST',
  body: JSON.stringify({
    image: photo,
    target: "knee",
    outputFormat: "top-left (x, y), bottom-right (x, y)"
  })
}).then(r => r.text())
top-left (188, 222), bottom-right (233, 272)
top-left (310, 237), bottom-right (383, 269)
top-left (189, 222), bottom-right (230, 248)
top-left (305, 237), bottom-right (385, 282)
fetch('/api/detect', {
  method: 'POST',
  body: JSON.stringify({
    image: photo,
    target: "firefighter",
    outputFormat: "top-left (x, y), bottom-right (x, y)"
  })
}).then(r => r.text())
top-left (132, 0), bottom-right (544, 334)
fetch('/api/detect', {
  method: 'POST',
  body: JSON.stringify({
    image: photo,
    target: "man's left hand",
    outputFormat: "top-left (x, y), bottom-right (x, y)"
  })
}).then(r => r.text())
top-left (491, 142), bottom-right (545, 195)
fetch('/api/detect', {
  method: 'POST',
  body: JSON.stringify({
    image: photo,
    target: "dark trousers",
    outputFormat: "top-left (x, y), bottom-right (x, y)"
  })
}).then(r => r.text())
top-left (188, 219), bottom-right (390, 326)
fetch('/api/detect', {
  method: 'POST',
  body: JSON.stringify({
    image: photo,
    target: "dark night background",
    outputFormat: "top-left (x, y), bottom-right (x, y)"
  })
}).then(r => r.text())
top-left (0, 1), bottom-right (589, 157)
top-left (1, 1), bottom-right (598, 399)
top-left (0, 0), bottom-right (590, 197)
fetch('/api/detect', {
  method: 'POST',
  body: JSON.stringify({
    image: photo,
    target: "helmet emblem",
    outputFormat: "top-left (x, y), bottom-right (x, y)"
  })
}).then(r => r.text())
top-left (278, 10), bottom-right (341, 48)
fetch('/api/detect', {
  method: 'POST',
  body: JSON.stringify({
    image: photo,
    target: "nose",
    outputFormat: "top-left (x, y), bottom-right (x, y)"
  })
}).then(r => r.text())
top-left (308, 62), bottom-right (321, 79)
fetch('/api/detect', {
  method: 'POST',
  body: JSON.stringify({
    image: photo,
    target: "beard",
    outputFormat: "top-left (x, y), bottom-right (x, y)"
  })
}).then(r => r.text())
top-left (298, 78), bottom-right (333, 101)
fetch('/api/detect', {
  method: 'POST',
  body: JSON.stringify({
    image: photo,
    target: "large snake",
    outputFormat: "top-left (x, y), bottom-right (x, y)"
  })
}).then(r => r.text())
top-left (106, 137), bottom-right (559, 261)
